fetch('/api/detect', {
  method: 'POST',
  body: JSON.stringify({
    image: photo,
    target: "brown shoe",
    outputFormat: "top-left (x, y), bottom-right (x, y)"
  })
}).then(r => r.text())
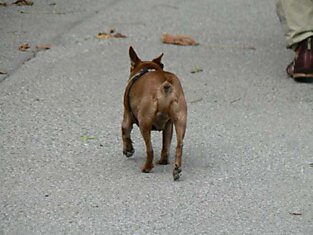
top-left (287, 37), bottom-right (313, 82)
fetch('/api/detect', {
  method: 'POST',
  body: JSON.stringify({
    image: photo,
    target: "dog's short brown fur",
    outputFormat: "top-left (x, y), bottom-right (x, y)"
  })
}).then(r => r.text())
top-left (122, 47), bottom-right (187, 180)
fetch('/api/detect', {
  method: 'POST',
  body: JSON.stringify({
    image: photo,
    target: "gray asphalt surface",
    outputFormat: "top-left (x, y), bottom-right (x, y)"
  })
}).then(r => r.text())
top-left (1, 0), bottom-right (313, 234)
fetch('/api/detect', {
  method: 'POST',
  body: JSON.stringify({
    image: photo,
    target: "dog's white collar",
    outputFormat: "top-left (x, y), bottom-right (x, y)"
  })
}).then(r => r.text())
top-left (129, 68), bottom-right (155, 82)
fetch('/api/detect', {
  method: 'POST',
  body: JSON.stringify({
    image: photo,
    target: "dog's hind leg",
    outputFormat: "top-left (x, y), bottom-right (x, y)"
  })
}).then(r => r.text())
top-left (122, 111), bottom-right (135, 157)
top-left (173, 116), bottom-right (186, 181)
top-left (139, 122), bottom-right (154, 173)
top-left (158, 120), bottom-right (173, 165)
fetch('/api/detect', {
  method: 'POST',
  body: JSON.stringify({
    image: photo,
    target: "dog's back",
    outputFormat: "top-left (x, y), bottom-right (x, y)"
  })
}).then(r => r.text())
top-left (128, 70), bottom-right (186, 131)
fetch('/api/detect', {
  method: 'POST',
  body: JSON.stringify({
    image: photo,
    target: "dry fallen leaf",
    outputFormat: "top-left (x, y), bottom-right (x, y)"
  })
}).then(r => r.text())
top-left (289, 212), bottom-right (302, 216)
top-left (113, 32), bottom-right (127, 38)
top-left (36, 44), bottom-right (51, 50)
top-left (96, 32), bottom-right (112, 39)
top-left (161, 33), bottom-right (199, 46)
top-left (18, 43), bottom-right (30, 51)
top-left (96, 31), bottom-right (127, 39)
top-left (80, 135), bottom-right (96, 141)
top-left (13, 0), bottom-right (33, 6)
top-left (191, 66), bottom-right (203, 74)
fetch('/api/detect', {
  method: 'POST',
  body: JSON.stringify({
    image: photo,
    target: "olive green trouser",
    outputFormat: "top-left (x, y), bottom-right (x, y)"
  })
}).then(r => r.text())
top-left (276, 0), bottom-right (313, 49)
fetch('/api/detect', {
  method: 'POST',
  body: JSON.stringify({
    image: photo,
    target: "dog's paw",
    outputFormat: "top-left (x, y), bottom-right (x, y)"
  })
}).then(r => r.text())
top-left (141, 164), bottom-right (154, 173)
top-left (173, 165), bottom-right (182, 181)
top-left (141, 168), bottom-right (151, 173)
top-left (123, 148), bottom-right (135, 158)
top-left (157, 159), bottom-right (169, 165)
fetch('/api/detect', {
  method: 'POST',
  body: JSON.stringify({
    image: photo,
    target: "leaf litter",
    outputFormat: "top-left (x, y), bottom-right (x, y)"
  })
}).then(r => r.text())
top-left (13, 0), bottom-right (33, 6)
top-left (36, 44), bottom-right (51, 51)
top-left (161, 33), bottom-right (198, 46)
top-left (96, 29), bottom-right (127, 39)
top-left (80, 135), bottom-right (96, 142)
top-left (18, 43), bottom-right (30, 51)
top-left (191, 66), bottom-right (203, 74)
top-left (19, 43), bottom-right (51, 52)
top-left (289, 212), bottom-right (302, 216)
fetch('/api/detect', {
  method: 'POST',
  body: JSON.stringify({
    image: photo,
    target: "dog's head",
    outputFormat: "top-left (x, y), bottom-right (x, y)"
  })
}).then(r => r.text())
top-left (129, 46), bottom-right (164, 77)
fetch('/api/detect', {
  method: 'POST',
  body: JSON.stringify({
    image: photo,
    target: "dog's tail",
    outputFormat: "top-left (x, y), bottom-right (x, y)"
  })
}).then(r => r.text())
top-left (161, 81), bottom-right (173, 95)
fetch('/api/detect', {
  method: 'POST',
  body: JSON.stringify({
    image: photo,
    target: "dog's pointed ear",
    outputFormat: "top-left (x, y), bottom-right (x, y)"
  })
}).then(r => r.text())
top-left (129, 46), bottom-right (141, 68)
top-left (152, 53), bottom-right (164, 69)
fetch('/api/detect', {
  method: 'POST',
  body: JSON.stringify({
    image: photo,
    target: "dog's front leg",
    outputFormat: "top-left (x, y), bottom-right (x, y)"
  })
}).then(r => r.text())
top-left (139, 123), bottom-right (154, 173)
top-left (122, 111), bottom-right (135, 157)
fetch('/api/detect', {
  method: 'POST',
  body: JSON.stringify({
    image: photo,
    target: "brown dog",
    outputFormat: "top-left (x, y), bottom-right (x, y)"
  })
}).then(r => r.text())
top-left (122, 46), bottom-right (187, 180)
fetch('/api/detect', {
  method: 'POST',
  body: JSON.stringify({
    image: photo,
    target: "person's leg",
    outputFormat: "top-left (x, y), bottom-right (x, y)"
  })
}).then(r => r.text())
top-left (277, 0), bottom-right (313, 48)
top-left (277, 0), bottom-right (313, 81)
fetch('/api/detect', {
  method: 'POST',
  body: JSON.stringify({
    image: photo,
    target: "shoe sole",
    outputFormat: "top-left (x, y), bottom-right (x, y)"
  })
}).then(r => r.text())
top-left (293, 73), bottom-right (313, 83)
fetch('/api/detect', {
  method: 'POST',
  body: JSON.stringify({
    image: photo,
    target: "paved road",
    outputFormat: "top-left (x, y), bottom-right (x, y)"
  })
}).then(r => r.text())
top-left (1, 0), bottom-right (312, 234)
